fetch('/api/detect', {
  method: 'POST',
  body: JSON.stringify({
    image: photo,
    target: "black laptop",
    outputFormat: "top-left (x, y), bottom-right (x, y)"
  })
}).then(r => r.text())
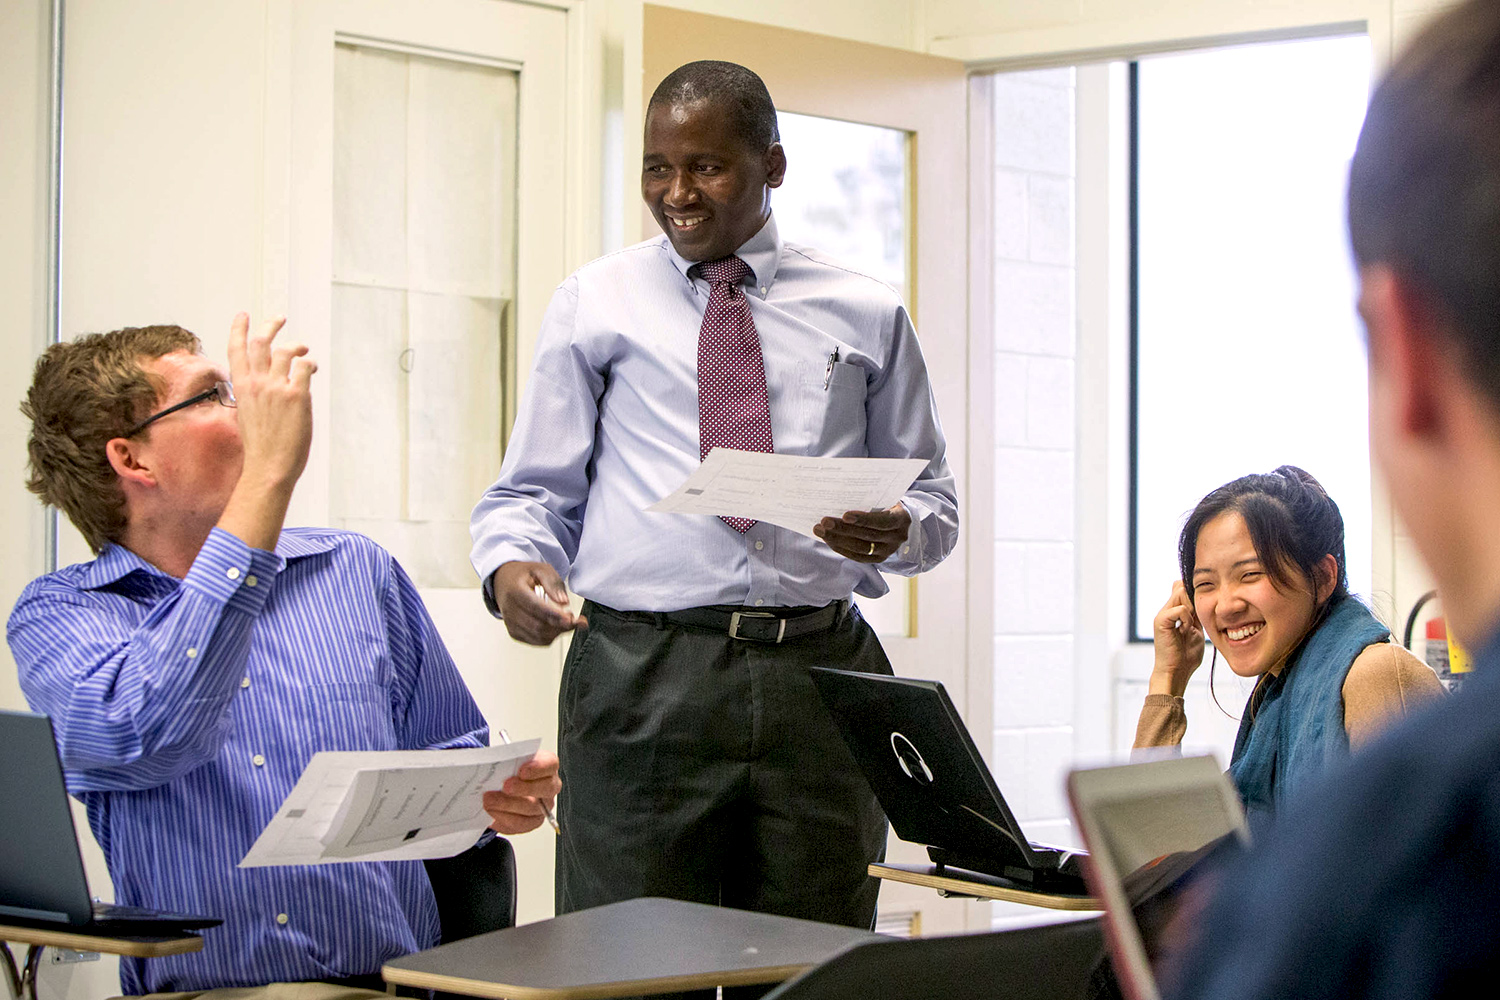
top-left (0, 709), bottom-right (222, 933)
top-left (810, 668), bottom-right (1087, 893)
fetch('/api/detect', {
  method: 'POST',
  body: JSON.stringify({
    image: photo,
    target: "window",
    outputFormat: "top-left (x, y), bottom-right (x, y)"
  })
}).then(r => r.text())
top-left (776, 110), bottom-right (914, 637)
top-left (329, 41), bottom-right (519, 589)
top-left (1129, 35), bottom-right (1374, 639)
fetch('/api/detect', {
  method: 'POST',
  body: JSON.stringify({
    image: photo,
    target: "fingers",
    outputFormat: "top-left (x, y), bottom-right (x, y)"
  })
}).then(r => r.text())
top-left (494, 562), bottom-right (584, 646)
top-left (289, 354), bottom-right (318, 390)
top-left (269, 340), bottom-right (310, 381)
top-left (839, 505), bottom-right (910, 531)
top-left (245, 315), bottom-right (286, 372)
top-left (480, 751), bottom-right (561, 835)
top-left (482, 788), bottom-right (555, 836)
top-left (227, 312), bottom-right (250, 375)
top-left (1171, 580), bottom-right (1203, 633)
top-left (504, 762), bottom-right (562, 800)
top-left (813, 504), bottom-right (911, 564)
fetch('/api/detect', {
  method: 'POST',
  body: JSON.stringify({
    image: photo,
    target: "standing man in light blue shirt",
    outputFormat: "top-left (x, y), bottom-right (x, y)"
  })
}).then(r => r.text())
top-left (470, 60), bottom-right (957, 948)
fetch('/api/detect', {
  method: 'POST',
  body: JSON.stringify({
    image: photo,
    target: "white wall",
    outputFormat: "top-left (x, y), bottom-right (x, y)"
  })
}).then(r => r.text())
top-left (0, 0), bottom-right (52, 714)
top-left (987, 66), bottom-right (1080, 851)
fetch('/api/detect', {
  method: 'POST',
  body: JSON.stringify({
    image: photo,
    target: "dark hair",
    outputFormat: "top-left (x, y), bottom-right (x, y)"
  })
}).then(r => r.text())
top-left (1347, 0), bottom-right (1500, 412)
top-left (647, 60), bottom-right (780, 150)
top-left (22, 325), bottom-right (202, 552)
top-left (1180, 466), bottom-right (1350, 718)
top-left (1179, 465), bottom-right (1349, 611)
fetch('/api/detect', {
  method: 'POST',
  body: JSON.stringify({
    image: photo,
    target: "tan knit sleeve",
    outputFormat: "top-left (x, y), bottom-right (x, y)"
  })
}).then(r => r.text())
top-left (1133, 694), bottom-right (1188, 749)
top-left (1342, 641), bottom-right (1447, 751)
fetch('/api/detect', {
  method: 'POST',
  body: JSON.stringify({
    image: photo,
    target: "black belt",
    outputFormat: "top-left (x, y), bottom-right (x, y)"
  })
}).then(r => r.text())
top-left (594, 600), bottom-right (849, 643)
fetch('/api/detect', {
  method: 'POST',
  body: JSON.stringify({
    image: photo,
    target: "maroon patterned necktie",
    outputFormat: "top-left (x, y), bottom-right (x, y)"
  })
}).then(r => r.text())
top-left (693, 255), bottom-right (774, 533)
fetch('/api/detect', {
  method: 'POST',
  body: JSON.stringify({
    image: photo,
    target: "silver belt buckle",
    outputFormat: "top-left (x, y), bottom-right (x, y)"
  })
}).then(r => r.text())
top-left (728, 610), bottom-right (786, 643)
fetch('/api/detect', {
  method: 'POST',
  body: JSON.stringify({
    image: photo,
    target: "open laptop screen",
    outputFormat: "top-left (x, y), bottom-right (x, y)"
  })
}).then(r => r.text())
top-left (0, 709), bottom-right (96, 924)
top-left (1067, 755), bottom-right (1249, 1000)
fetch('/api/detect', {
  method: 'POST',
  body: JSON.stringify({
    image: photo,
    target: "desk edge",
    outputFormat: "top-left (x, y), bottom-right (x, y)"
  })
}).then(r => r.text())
top-left (868, 864), bottom-right (1099, 911)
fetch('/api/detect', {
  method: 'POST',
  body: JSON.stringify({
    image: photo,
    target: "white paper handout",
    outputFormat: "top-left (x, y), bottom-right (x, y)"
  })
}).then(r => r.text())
top-left (239, 740), bottom-right (540, 867)
top-left (647, 448), bottom-right (928, 538)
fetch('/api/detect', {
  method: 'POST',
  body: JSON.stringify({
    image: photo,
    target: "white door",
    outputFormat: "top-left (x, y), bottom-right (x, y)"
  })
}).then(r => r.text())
top-left (280, 0), bottom-right (572, 924)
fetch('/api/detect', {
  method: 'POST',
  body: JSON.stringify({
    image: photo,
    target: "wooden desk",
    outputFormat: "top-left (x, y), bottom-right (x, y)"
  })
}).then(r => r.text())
top-left (382, 896), bottom-right (884, 1000)
top-left (0, 922), bottom-right (202, 1000)
top-left (869, 863), bottom-right (1099, 911)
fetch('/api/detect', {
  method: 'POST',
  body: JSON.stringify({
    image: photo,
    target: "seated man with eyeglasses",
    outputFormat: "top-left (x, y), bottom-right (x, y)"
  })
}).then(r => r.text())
top-left (9, 316), bottom-right (561, 1000)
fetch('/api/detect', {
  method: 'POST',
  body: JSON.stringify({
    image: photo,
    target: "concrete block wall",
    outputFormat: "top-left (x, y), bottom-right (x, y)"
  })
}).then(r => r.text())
top-left (988, 68), bottom-right (1080, 901)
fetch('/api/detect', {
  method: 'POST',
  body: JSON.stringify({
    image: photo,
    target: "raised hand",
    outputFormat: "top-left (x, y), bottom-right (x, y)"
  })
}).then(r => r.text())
top-left (1149, 580), bottom-right (1206, 698)
top-left (216, 313), bottom-right (316, 551)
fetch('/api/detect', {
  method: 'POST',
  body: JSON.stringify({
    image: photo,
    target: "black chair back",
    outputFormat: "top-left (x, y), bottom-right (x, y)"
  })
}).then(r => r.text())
top-left (423, 835), bottom-right (517, 944)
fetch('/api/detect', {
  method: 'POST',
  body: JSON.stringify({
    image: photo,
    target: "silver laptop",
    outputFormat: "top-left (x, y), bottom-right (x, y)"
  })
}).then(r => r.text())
top-left (0, 709), bottom-right (221, 932)
top-left (1066, 754), bottom-right (1249, 1000)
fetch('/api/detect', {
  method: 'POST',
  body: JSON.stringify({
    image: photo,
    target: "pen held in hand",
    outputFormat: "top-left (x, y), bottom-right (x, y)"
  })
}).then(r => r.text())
top-left (498, 728), bottom-right (560, 834)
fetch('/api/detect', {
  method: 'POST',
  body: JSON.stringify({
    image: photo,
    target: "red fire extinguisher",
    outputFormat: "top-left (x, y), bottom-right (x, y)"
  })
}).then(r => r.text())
top-left (1405, 590), bottom-right (1469, 692)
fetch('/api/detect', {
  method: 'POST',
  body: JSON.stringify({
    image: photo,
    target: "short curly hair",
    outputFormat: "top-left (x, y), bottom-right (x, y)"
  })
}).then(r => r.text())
top-left (23, 326), bottom-right (201, 552)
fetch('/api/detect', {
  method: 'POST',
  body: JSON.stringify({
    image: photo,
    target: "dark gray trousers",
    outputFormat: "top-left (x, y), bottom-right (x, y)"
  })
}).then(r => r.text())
top-left (555, 600), bottom-right (890, 941)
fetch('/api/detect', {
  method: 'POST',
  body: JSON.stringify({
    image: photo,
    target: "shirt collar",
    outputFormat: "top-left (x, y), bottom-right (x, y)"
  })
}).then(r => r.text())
top-left (664, 213), bottom-right (783, 299)
top-left (78, 530), bottom-right (339, 590)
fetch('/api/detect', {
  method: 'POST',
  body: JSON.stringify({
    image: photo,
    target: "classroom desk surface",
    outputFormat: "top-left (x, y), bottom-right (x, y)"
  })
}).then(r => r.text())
top-left (0, 922), bottom-right (203, 1000)
top-left (382, 896), bottom-right (885, 1000)
top-left (869, 863), bottom-right (1099, 911)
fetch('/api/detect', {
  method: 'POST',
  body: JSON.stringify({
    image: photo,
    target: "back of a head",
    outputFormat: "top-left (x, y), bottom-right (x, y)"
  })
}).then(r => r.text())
top-left (647, 60), bottom-right (780, 150)
top-left (24, 326), bottom-right (200, 553)
top-left (1348, 0), bottom-right (1500, 408)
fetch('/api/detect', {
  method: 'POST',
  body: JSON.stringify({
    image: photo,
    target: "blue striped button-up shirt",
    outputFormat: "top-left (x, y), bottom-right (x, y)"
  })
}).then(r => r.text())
top-left (8, 527), bottom-right (488, 994)
top-left (470, 213), bottom-right (959, 612)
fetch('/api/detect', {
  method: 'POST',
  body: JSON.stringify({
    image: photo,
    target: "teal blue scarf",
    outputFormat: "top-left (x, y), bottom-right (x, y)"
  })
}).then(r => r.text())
top-left (1227, 595), bottom-right (1390, 817)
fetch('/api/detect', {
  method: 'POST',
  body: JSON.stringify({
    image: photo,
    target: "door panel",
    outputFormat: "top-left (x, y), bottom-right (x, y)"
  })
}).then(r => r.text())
top-left (281, 0), bottom-right (571, 926)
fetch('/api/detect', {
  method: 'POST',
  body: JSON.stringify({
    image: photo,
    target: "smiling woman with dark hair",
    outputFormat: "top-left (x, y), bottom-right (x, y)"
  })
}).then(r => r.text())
top-left (1133, 465), bottom-right (1443, 815)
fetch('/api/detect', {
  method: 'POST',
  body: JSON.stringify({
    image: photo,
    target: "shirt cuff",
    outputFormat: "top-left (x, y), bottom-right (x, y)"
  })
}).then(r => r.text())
top-left (181, 528), bottom-right (285, 615)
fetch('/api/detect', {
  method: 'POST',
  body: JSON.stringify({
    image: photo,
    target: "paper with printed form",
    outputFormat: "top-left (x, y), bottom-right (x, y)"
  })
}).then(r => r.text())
top-left (647, 449), bottom-right (928, 538)
top-left (239, 740), bottom-right (540, 867)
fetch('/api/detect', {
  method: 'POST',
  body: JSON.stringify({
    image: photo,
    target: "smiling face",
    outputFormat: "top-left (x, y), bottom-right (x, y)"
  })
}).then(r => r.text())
top-left (641, 97), bottom-right (785, 262)
top-left (1190, 510), bottom-right (1329, 678)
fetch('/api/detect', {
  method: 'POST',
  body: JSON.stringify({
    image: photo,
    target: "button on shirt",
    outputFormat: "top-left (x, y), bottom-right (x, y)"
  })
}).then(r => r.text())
top-left (8, 528), bottom-right (488, 995)
top-left (470, 214), bottom-right (959, 612)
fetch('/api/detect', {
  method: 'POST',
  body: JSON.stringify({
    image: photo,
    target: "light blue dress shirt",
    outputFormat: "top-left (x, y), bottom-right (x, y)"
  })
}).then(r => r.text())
top-left (9, 527), bottom-right (488, 994)
top-left (471, 214), bottom-right (958, 612)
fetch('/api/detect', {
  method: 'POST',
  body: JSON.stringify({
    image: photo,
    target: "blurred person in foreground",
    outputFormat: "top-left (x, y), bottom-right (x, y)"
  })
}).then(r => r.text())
top-left (1167, 2), bottom-right (1500, 996)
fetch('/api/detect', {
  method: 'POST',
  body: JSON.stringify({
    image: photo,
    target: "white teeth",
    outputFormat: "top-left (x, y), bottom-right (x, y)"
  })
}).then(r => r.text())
top-left (671, 218), bottom-right (703, 228)
top-left (1226, 623), bottom-right (1264, 641)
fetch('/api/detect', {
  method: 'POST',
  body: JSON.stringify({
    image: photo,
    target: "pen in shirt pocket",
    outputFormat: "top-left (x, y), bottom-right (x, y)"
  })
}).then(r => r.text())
top-left (823, 348), bottom-right (840, 391)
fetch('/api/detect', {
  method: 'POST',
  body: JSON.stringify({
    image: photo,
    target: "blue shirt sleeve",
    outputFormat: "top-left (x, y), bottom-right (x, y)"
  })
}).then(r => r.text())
top-left (470, 278), bottom-right (600, 594)
top-left (8, 528), bottom-right (283, 791)
top-left (381, 553), bottom-right (489, 751)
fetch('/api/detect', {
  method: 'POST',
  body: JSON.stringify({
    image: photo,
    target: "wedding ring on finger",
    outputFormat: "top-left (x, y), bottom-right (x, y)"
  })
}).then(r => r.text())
top-left (868, 541), bottom-right (876, 556)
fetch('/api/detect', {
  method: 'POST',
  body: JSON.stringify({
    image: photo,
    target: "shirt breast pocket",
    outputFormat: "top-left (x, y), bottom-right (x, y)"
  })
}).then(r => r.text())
top-left (306, 682), bottom-right (397, 753)
top-left (796, 360), bottom-right (868, 454)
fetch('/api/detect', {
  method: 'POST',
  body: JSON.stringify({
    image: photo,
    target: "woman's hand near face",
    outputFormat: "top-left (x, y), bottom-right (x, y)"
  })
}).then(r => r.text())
top-left (1150, 580), bottom-right (1206, 698)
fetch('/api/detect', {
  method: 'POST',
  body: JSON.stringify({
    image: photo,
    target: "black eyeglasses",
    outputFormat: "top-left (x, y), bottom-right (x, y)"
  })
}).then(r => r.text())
top-left (124, 380), bottom-right (236, 437)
